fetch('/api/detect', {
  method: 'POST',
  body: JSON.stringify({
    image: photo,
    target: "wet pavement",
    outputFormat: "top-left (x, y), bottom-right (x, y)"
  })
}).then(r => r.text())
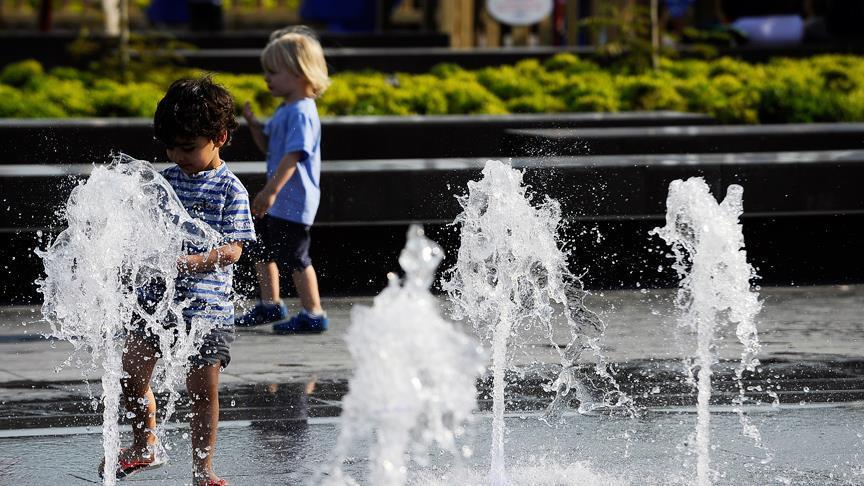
top-left (0, 285), bottom-right (862, 425)
top-left (1, 285), bottom-right (863, 484)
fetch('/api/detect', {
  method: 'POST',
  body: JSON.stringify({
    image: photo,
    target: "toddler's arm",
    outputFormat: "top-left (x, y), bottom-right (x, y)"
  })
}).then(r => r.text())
top-left (243, 102), bottom-right (268, 154)
top-left (177, 242), bottom-right (244, 273)
top-left (251, 151), bottom-right (301, 218)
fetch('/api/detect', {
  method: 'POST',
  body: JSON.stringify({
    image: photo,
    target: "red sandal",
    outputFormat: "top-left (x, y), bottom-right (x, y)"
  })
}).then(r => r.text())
top-left (196, 478), bottom-right (229, 486)
top-left (98, 446), bottom-right (167, 479)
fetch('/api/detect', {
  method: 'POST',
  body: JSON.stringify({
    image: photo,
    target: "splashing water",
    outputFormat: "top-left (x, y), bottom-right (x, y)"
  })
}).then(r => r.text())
top-left (36, 155), bottom-right (220, 486)
top-left (442, 160), bottom-right (630, 486)
top-left (319, 225), bottom-right (484, 486)
top-left (650, 177), bottom-right (765, 486)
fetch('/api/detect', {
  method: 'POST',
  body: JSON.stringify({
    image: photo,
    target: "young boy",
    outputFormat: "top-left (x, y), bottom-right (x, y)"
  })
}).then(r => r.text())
top-left (237, 26), bottom-right (329, 333)
top-left (100, 77), bottom-right (255, 486)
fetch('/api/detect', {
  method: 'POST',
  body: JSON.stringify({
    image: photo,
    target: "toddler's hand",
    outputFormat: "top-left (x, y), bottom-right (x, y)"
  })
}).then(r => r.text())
top-left (176, 255), bottom-right (190, 274)
top-left (242, 102), bottom-right (256, 124)
top-left (252, 189), bottom-right (277, 218)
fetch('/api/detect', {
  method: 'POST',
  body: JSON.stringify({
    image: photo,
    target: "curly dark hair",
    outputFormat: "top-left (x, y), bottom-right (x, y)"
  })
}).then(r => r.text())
top-left (153, 77), bottom-right (238, 146)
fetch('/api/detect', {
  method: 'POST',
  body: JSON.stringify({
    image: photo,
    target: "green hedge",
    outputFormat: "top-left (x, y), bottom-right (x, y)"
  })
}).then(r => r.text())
top-left (3, 54), bottom-right (864, 123)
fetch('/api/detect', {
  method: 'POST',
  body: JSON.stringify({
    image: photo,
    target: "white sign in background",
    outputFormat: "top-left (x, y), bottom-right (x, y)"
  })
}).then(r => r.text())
top-left (487, 0), bottom-right (554, 26)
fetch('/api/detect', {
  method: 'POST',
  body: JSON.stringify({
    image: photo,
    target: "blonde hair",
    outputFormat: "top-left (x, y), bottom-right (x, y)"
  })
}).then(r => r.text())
top-left (261, 26), bottom-right (330, 97)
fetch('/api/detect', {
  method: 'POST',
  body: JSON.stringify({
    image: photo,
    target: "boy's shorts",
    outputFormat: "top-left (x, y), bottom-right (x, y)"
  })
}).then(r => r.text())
top-left (131, 313), bottom-right (236, 369)
top-left (252, 215), bottom-right (313, 271)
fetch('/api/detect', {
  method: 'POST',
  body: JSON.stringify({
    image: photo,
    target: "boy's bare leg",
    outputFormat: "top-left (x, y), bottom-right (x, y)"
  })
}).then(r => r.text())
top-left (101, 335), bottom-right (159, 471)
top-left (256, 261), bottom-right (280, 303)
top-left (292, 265), bottom-right (324, 314)
top-left (187, 362), bottom-right (222, 483)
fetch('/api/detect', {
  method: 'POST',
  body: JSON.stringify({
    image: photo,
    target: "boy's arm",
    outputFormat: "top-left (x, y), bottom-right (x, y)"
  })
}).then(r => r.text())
top-left (243, 102), bottom-right (268, 155)
top-left (178, 242), bottom-right (244, 274)
top-left (251, 151), bottom-right (301, 218)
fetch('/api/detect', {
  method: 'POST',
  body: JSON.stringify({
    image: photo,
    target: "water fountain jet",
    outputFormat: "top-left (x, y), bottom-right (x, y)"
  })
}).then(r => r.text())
top-left (651, 177), bottom-right (765, 486)
top-left (36, 155), bottom-right (219, 486)
top-left (319, 225), bottom-right (484, 486)
top-left (442, 160), bottom-right (630, 485)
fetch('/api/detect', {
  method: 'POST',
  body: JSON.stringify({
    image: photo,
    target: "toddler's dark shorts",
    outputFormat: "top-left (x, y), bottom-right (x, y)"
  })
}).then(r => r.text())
top-left (130, 311), bottom-right (236, 369)
top-left (251, 215), bottom-right (313, 272)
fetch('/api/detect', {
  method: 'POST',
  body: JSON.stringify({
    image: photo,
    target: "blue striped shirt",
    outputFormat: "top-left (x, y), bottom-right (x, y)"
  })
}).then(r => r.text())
top-left (161, 163), bottom-right (256, 327)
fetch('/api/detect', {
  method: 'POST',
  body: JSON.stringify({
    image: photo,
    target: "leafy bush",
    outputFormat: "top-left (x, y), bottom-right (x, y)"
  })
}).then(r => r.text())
top-left (757, 59), bottom-right (843, 123)
top-left (41, 78), bottom-right (95, 117)
top-left (3, 55), bottom-right (864, 122)
top-left (506, 93), bottom-right (566, 113)
top-left (0, 59), bottom-right (44, 88)
top-left (558, 73), bottom-right (620, 112)
top-left (396, 74), bottom-right (449, 115)
top-left (440, 77), bottom-right (507, 114)
top-left (618, 74), bottom-right (687, 111)
top-left (0, 85), bottom-right (66, 117)
top-left (316, 77), bottom-right (357, 116)
top-left (477, 65), bottom-right (540, 100)
top-left (90, 80), bottom-right (163, 117)
top-left (543, 53), bottom-right (600, 74)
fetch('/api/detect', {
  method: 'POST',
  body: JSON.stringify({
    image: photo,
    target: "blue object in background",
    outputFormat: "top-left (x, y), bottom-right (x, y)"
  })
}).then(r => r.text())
top-left (732, 15), bottom-right (804, 45)
top-left (147, 0), bottom-right (190, 24)
top-left (665, 0), bottom-right (695, 19)
top-left (300, 0), bottom-right (401, 32)
top-left (300, 0), bottom-right (375, 32)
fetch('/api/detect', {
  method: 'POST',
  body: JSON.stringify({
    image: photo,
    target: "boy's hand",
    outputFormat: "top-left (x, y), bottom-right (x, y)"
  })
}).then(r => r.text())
top-left (177, 254), bottom-right (193, 274)
top-left (252, 188), bottom-right (277, 218)
top-left (242, 102), bottom-right (256, 124)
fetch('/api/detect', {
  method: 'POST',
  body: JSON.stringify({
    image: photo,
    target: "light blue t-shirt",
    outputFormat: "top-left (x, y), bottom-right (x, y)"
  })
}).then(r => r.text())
top-left (263, 98), bottom-right (321, 226)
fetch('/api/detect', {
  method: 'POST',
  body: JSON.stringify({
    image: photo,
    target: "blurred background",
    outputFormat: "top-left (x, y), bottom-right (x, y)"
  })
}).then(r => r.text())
top-left (2, 0), bottom-right (863, 304)
top-left (2, 0), bottom-right (864, 49)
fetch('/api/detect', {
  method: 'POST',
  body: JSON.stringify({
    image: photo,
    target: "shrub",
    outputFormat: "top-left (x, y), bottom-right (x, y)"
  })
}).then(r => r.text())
top-left (41, 78), bottom-right (96, 117)
top-left (213, 73), bottom-right (275, 116)
top-left (347, 72), bottom-right (409, 115)
top-left (0, 85), bottom-right (66, 117)
top-left (757, 59), bottom-right (843, 123)
top-left (618, 74), bottom-right (687, 111)
top-left (90, 80), bottom-right (163, 117)
top-left (440, 78), bottom-right (506, 114)
top-left (49, 66), bottom-right (92, 83)
top-left (661, 58), bottom-right (710, 79)
top-left (429, 63), bottom-right (464, 79)
top-left (317, 77), bottom-right (357, 116)
top-left (506, 93), bottom-right (566, 113)
top-left (543, 53), bottom-right (599, 74)
top-left (396, 74), bottom-right (449, 115)
top-left (0, 59), bottom-right (44, 88)
top-left (477, 65), bottom-right (540, 100)
top-left (3, 54), bottom-right (864, 122)
top-left (559, 73), bottom-right (620, 112)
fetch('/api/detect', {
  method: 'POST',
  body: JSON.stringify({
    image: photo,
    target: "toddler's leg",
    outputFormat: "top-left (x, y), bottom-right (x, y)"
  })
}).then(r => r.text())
top-left (98, 335), bottom-right (161, 476)
top-left (256, 261), bottom-right (281, 303)
top-left (293, 264), bottom-right (324, 315)
top-left (187, 362), bottom-right (222, 483)
top-left (121, 335), bottom-right (159, 450)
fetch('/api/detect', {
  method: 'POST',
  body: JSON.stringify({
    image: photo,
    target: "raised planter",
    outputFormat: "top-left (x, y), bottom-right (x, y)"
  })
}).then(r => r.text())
top-left (0, 112), bottom-right (714, 165)
top-left (505, 123), bottom-right (864, 155)
top-left (2, 149), bottom-right (862, 304)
